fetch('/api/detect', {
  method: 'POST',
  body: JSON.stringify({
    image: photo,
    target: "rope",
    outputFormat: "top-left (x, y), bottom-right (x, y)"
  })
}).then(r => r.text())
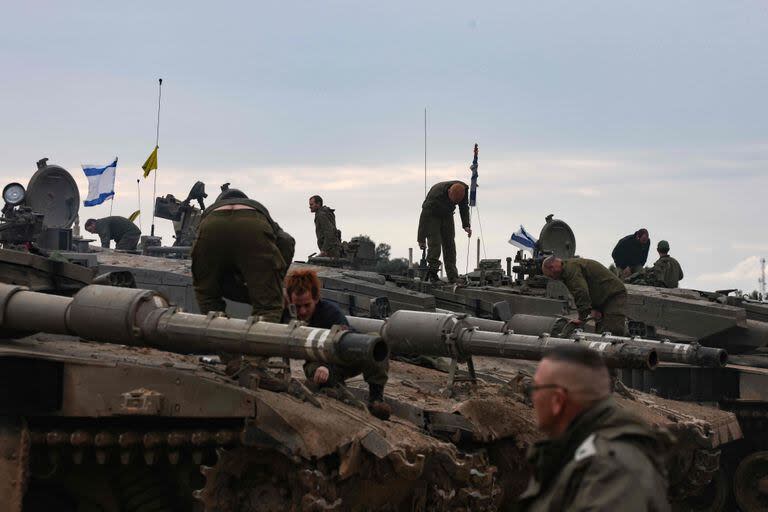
top-left (475, 205), bottom-right (488, 259)
top-left (465, 208), bottom-right (473, 274)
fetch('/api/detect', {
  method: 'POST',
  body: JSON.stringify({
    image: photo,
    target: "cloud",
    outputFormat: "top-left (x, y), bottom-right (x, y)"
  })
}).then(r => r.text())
top-left (732, 243), bottom-right (768, 252)
top-left (697, 256), bottom-right (763, 284)
top-left (576, 187), bottom-right (600, 197)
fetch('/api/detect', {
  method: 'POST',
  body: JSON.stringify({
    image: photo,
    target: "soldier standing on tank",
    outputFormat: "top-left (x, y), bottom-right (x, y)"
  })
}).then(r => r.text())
top-left (542, 256), bottom-right (628, 336)
top-left (285, 269), bottom-right (391, 420)
top-left (191, 188), bottom-right (295, 320)
top-left (84, 216), bottom-right (141, 251)
top-left (309, 195), bottom-right (342, 258)
top-left (611, 228), bottom-right (651, 277)
top-left (650, 240), bottom-right (684, 288)
top-left (417, 181), bottom-right (472, 283)
top-left (518, 344), bottom-right (671, 511)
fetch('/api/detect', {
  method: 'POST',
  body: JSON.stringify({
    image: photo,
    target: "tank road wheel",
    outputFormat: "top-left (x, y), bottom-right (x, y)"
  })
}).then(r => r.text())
top-left (734, 451), bottom-right (768, 512)
top-left (674, 468), bottom-right (731, 512)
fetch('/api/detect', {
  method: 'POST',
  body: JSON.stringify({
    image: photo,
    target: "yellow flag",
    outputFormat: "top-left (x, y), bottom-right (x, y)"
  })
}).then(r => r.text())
top-left (128, 210), bottom-right (141, 222)
top-left (142, 145), bottom-right (159, 178)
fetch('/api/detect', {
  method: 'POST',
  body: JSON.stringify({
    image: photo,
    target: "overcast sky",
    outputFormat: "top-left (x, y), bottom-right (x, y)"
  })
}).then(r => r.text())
top-left (1, 1), bottom-right (766, 292)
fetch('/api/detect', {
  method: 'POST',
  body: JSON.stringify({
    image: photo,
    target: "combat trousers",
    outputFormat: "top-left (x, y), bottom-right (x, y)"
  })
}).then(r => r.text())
top-left (191, 210), bottom-right (285, 321)
top-left (419, 212), bottom-right (458, 281)
top-left (596, 292), bottom-right (627, 336)
top-left (116, 233), bottom-right (140, 251)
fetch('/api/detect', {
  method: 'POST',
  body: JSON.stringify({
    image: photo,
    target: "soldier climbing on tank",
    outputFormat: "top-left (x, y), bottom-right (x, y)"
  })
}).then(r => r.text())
top-left (518, 344), bottom-right (671, 511)
top-left (285, 269), bottom-right (391, 420)
top-left (309, 195), bottom-right (342, 258)
top-left (417, 181), bottom-right (471, 283)
top-left (84, 216), bottom-right (141, 251)
top-left (191, 187), bottom-right (295, 319)
top-left (611, 228), bottom-right (650, 277)
top-left (542, 256), bottom-right (628, 336)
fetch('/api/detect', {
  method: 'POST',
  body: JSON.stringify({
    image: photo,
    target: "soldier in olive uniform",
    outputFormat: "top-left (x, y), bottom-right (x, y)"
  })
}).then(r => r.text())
top-left (191, 188), bottom-right (295, 320)
top-left (85, 216), bottom-right (141, 250)
top-left (309, 195), bottom-right (342, 257)
top-left (542, 256), bottom-right (627, 335)
top-left (417, 181), bottom-right (472, 282)
top-left (518, 344), bottom-right (670, 511)
top-left (650, 240), bottom-right (683, 288)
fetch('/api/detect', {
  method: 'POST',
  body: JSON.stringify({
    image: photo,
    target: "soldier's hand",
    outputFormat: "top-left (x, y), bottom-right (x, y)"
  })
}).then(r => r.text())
top-left (590, 309), bottom-right (603, 320)
top-left (418, 240), bottom-right (426, 250)
top-left (314, 366), bottom-right (330, 385)
top-left (464, 227), bottom-right (472, 237)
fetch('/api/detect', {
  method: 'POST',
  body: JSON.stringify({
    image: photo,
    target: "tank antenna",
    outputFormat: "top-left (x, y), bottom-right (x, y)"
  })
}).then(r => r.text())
top-left (151, 78), bottom-right (162, 237)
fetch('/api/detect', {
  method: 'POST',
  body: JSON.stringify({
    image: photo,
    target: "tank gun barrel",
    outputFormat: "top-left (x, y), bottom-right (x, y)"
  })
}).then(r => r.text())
top-left (347, 310), bottom-right (657, 370)
top-left (0, 284), bottom-right (387, 368)
top-left (459, 313), bottom-right (728, 368)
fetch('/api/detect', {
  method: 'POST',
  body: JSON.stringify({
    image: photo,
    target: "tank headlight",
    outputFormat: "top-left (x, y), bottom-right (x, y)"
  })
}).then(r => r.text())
top-left (2, 183), bottom-right (25, 206)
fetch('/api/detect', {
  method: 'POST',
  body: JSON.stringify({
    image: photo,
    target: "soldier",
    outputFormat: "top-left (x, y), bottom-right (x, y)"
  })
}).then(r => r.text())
top-left (191, 188), bottom-right (295, 320)
top-left (417, 181), bottom-right (471, 283)
top-left (612, 228), bottom-right (650, 277)
top-left (309, 195), bottom-right (342, 258)
top-left (651, 240), bottom-right (683, 288)
top-left (84, 216), bottom-right (141, 251)
top-left (285, 269), bottom-right (391, 420)
top-left (542, 256), bottom-right (627, 335)
top-left (518, 344), bottom-right (670, 511)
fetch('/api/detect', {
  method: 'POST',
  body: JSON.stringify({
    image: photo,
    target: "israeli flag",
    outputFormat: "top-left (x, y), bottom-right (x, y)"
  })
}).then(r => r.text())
top-left (82, 158), bottom-right (117, 207)
top-left (509, 225), bottom-right (538, 252)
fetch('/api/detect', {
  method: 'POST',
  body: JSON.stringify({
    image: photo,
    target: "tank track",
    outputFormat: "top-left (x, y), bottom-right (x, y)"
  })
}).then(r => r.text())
top-left (198, 445), bottom-right (501, 511)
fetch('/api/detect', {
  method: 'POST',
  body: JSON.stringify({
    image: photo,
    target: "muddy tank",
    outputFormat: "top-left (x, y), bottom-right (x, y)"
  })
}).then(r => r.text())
top-left (349, 214), bottom-right (768, 512)
top-left (0, 275), bottom-right (499, 511)
top-left (0, 165), bottom-right (749, 509)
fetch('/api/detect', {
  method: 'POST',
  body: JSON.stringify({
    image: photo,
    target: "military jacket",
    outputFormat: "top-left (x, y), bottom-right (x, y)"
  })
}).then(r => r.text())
top-left (612, 234), bottom-right (650, 269)
top-left (518, 399), bottom-right (670, 512)
top-left (314, 206), bottom-right (341, 254)
top-left (652, 255), bottom-right (683, 288)
top-left (94, 216), bottom-right (141, 248)
top-left (420, 181), bottom-right (470, 228)
top-left (561, 258), bottom-right (626, 319)
top-left (202, 198), bottom-right (295, 266)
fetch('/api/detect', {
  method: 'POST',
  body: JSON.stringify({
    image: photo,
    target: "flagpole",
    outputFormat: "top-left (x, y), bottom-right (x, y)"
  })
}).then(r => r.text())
top-left (424, 107), bottom-right (427, 198)
top-left (151, 78), bottom-right (162, 237)
top-left (136, 179), bottom-right (143, 233)
top-left (109, 198), bottom-right (114, 216)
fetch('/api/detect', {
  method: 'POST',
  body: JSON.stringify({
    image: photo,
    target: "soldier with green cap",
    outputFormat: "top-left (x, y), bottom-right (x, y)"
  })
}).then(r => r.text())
top-left (650, 240), bottom-right (683, 288)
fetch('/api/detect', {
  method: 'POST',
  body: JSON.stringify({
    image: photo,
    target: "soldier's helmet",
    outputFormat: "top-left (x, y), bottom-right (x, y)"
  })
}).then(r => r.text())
top-left (216, 188), bottom-right (248, 201)
top-left (657, 240), bottom-right (670, 252)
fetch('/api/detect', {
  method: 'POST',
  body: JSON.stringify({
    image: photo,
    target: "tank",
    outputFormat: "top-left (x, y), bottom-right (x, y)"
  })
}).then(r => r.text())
top-left (0, 276), bottom-right (499, 511)
top-left (0, 164), bottom-right (750, 510)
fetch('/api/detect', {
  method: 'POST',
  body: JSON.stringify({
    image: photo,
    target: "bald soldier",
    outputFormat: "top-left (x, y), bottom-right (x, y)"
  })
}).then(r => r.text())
top-left (542, 256), bottom-right (627, 335)
top-left (191, 188), bottom-right (295, 320)
top-left (417, 181), bottom-right (471, 282)
top-left (518, 344), bottom-right (670, 511)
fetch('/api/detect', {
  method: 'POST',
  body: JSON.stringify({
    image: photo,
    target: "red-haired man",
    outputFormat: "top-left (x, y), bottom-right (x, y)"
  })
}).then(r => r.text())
top-left (285, 269), bottom-right (391, 420)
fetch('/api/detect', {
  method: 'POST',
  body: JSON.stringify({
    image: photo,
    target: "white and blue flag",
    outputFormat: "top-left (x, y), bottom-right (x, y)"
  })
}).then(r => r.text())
top-left (82, 158), bottom-right (117, 207)
top-left (508, 225), bottom-right (538, 252)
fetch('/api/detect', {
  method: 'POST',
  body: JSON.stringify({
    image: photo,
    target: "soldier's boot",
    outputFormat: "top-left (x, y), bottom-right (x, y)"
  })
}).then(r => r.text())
top-left (367, 383), bottom-right (391, 421)
top-left (425, 270), bottom-right (441, 283)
